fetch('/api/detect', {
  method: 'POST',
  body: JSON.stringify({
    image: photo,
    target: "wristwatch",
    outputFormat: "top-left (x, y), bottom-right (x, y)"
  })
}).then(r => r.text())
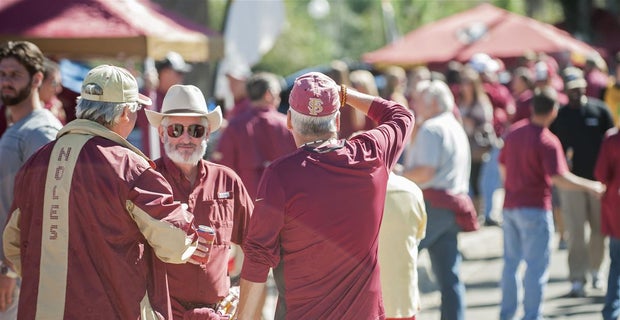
top-left (0, 263), bottom-right (17, 279)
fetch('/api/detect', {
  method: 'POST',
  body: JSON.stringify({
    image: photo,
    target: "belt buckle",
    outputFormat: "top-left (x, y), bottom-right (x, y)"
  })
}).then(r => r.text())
top-left (181, 300), bottom-right (219, 311)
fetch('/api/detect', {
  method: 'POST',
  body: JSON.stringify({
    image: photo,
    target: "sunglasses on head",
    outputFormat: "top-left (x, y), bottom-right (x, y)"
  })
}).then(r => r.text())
top-left (166, 124), bottom-right (206, 138)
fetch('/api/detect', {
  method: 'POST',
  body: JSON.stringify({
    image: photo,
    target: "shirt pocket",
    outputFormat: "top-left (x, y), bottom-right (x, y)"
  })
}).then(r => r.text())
top-left (205, 199), bottom-right (234, 246)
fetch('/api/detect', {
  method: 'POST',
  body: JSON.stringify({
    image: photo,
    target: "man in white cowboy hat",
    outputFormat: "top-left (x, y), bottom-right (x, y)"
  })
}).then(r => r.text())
top-left (3, 65), bottom-right (208, 320)
top-left (145, 84), bottom-right (254, 320)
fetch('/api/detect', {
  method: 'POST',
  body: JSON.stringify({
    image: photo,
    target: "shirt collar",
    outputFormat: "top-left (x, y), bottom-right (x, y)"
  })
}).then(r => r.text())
top-left (58, 119), bottom-right (154, 167)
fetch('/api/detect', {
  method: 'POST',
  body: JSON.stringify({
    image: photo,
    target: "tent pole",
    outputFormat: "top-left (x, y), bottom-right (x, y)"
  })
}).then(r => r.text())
top-left (209, 0), bottom-right (233, 107)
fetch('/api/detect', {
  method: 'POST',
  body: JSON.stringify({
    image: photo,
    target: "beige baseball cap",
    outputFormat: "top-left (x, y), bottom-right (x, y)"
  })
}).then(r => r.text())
top-left (145, 84), bottom-right (222, 133)
top-left (79, 65), bottom-right (152, 105)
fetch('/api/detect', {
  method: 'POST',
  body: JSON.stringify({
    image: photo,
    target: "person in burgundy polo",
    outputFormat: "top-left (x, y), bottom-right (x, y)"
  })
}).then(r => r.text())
top-left (594, 126), bottom-right (620, 320)
top-left (510, 67), bottom-right (534, 124)
top-left (499, 87), bottom-right (603, 320)
top-left (236, 72), bottom-right (414, 320)
top-left (145, 85), bottom-right (253, 320)
top-left (137, 52), bottom-right (192, 157)
top-left (213, 72), bottom-right (296, 199)
top-left (224, 64), bottom-right (252, 121)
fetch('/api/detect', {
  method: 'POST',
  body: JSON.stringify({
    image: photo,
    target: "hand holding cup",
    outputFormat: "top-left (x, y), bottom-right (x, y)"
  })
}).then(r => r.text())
top-left (188, 225), bottom-right (215, 265)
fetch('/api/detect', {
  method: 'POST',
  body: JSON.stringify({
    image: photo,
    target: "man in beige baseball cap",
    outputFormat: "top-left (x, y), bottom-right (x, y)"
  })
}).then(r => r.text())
top-left (3, 64), bottom-right (209, 319)
top-left (145, 84), bottom-right (252, 319)
top-left (74, 64), bottom-right (153, 139)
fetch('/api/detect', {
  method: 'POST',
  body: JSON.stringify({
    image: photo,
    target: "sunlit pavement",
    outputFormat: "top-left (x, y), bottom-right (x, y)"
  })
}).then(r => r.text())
top-left (417, 189), bottom-right (609, 320)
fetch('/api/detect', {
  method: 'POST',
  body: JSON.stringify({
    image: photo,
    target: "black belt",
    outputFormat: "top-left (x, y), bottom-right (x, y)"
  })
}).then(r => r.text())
top-left (178, 300), bottom-right (219, 311)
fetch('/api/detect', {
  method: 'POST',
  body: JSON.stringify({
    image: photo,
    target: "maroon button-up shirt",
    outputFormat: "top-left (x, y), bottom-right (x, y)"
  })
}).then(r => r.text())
top-left (154, 156), bottom-right (253, 318)
top-left (214, 107), bottom-right (296, 199)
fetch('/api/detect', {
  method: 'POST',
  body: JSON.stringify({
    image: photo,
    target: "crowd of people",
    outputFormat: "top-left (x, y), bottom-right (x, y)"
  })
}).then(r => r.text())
top-left (0, 39), bottom-right (619, 320)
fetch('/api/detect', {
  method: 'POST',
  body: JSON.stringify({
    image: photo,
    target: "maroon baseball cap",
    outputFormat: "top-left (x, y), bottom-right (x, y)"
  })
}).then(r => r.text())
top-left (289, 72), bottom-right (340, 116)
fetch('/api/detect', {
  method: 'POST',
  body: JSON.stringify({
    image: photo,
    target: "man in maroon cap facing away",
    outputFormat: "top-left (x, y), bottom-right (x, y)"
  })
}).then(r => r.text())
top-left (236, 72), bottom-right (414, 320)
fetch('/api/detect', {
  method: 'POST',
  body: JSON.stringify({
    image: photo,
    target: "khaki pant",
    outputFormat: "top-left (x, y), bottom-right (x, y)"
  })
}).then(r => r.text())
top-left (558, 189), bottom-right (606, 283)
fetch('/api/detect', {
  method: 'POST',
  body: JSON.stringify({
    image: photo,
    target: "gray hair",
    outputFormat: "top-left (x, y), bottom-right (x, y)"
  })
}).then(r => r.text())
top-left (289, 108), bottom-right (339, 136)
top-left (421, 79), bottom-right (454, 112)
top-left (75, 84), bottom-right (141, 126)
top-left (42, 57), bottom-right (60, 80)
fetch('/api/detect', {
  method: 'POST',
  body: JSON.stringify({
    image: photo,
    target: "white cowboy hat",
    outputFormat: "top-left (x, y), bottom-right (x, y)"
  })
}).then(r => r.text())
top-left (145, 84), bottom-right (222, 133)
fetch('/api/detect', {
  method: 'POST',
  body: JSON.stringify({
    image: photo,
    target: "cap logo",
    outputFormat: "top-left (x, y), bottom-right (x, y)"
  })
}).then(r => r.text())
top-left (308, 98), bottom-right (324, 116)
top-left (82, 83), bottom-right (103, 96)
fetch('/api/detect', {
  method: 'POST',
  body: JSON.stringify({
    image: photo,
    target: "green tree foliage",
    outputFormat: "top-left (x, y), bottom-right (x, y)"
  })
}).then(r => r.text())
top-left (255, 0), bottom-right (521, 76)
top-left (210, 0), bottom-right (565, 77)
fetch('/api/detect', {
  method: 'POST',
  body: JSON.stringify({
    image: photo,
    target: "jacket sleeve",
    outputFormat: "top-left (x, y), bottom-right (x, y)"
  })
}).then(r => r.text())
top-left (3, 208), bottom-right (21, 275)
top-left (365, 98), bottom-right (414, 172)
top-left (127, 168), bottom-right (199, 264)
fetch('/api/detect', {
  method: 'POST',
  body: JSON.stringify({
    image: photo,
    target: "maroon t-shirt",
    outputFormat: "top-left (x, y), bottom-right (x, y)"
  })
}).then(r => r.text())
top-left (154, 156), bottom-right (253, 318)
top-left (499, 120), bottom-right (568, 210)
top-left (483, 81), bottom-right (515, 137)
top-left (241, 98), bottom-right (413, 320)
top-left (511, 89), bottom-right (533, 124)
top-left (133, 88), bottom-right (163, 158)
top-left (594, 127), bottom-right (620, 238)
top-left (585, 69), bottom-right (609, 99)
top-left (214, 107), bottom-right (296, 199)
top-left (226, 97), bottom-right (252, 120)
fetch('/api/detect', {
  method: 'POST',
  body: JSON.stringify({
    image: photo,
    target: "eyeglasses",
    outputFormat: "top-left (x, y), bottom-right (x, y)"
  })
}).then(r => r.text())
top-left (166, 124), bottom-right (206, 138)
top-left (0, 71), bottom-right (28, 83)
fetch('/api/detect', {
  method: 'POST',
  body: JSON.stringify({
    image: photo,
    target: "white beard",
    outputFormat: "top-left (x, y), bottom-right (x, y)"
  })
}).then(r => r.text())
top-left (163, 135), bottom-right (208, 165)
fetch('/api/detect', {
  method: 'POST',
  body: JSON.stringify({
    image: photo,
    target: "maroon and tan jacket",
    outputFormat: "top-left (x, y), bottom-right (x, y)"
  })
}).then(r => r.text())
top-left (3, 119), bottom-right (199, 320)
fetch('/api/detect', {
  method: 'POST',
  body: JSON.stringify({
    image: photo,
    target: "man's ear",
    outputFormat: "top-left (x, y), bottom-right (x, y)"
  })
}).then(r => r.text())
top-left (31, 71), bottom-right (44, 89)
top-left (286, 111), bottom-right (292, 130)
top-left (158, 125), bottom-right (166, 143)
top-left (335, 112), bottom-right (341, 132)
top-left (119, 106), bottom-right (133, 124)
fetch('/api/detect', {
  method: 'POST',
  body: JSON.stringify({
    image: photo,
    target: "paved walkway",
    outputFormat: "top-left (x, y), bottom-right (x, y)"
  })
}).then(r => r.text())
top-left (417, 225), bottom-right (609, 319)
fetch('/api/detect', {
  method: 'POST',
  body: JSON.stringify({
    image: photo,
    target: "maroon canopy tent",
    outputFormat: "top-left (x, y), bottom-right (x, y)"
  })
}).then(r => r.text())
top-left (363, 3), bottom-right (599, 69)
top-left (0, 0), bottom-right (223, 62)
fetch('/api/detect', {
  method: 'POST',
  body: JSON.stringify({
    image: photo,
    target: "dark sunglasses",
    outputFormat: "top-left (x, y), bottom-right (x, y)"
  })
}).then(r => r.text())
top-left (166, 124), bottom-right (206, 138)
